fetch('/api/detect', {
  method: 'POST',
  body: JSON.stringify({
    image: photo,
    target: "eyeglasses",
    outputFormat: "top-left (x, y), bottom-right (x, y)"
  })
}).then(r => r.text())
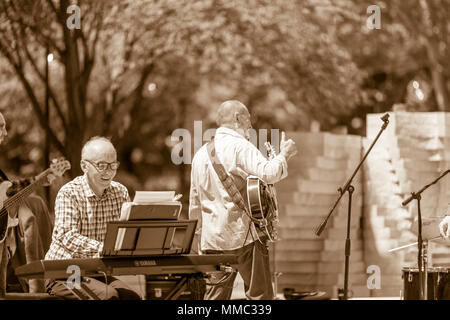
top-left (84, 159), bottom-right (120, 172)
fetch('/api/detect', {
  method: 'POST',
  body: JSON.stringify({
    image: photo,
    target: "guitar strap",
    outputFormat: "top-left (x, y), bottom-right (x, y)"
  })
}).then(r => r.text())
top-left (206, 140), bottom-right (253, 218)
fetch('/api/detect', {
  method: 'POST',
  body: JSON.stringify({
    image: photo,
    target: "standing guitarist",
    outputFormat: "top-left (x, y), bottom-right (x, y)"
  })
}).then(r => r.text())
top-left (189, 100), bottom-right (297, 300)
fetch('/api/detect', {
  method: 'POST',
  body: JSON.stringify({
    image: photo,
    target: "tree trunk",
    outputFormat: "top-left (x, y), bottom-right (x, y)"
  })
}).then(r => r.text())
top-left (425, 42), bottom-right (450, 111)
top-left (419, 0), bottom-right (450, 111)
top-left (66, 131), bottom-right (83, 178)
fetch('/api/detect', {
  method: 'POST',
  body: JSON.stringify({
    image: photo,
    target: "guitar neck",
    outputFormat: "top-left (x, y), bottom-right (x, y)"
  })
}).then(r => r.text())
top-left (265, 142), bottom-right (276, 159)
top-left (265, 143), bottom-right (278, 189)
top-left (2, 169), bottom-right (49, 212)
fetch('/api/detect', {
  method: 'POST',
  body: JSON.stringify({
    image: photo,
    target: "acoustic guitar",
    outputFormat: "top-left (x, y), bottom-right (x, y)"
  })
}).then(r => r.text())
top-left (246, 142), bottom-right (280, 242)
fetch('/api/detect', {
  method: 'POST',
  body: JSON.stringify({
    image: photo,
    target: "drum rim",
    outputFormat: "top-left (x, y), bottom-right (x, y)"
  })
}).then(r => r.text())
top-left (402, 267), bottom-right (450, 273)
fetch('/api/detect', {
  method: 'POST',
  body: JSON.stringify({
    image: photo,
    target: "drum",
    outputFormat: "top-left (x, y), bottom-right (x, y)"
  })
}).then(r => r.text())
top-left (402, 267), bottom-right (450, 300)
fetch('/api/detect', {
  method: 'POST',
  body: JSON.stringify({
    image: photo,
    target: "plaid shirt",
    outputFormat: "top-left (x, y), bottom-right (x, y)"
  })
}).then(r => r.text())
top-left (45, 175), bottom-right (129, 260)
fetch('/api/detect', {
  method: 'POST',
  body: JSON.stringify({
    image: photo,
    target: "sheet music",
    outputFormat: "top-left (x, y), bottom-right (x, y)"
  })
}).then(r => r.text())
top-left (133, 191), bottom-right (175, 204)
top-left (119, 202), bottom-right (133, 221)
top-left (114, 227), bottom-right (127, 251)
top-left (115, 202), bottom-right (134, 250)
top-left (115, 191), bottom-right (181, 251)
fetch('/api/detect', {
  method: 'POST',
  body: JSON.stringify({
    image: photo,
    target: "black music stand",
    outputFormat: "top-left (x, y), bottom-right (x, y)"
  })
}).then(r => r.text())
top-left (104, 219), bottom-right (210, 300)
top-left (314, 113), bottom-right (390, 300)
top-left (102, 220), bottom-right (197, 257)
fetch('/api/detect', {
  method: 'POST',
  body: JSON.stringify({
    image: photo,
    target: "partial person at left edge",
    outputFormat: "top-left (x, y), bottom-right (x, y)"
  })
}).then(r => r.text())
top-left (0, 111), bottom-right (54, 297)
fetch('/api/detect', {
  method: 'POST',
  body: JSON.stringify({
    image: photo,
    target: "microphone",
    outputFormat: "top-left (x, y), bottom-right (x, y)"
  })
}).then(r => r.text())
top-left (380, 113), bottom-right (389, 122)
top-left (402, 193), bottom-right (415, 207)
top-left (315, 221), bottom-right (326, 237)
top-left (402, 169), bottom-right (450, 207)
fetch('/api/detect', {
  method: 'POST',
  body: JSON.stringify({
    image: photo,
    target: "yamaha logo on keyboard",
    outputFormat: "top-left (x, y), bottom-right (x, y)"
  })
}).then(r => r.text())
top-left (134, 260), bottom-right (157, 267)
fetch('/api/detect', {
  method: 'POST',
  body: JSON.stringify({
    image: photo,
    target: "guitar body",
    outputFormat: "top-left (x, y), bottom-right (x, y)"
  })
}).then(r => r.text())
top-left (247, 177), bottom-right (277, 220)
top-left (245, 142), bottom-right (281, 242)
top-left (246, 176), bottom-right (279, 242)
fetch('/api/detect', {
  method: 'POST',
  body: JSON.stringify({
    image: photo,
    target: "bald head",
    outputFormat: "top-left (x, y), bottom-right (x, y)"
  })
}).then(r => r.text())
top-left (81, 136), bottom-right (116, 161)
top-left (216, 100), bottom-right (250, 127)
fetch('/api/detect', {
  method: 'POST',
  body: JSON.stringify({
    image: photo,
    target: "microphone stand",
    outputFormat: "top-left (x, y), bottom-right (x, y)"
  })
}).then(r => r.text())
top-left (401, 169), bottom-right (450, 300)
top-left (314, 113), bottom-right (390, 300)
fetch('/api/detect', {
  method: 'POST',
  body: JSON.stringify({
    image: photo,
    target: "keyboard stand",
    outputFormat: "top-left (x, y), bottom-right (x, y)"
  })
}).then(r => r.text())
top-left (147, 273), bottom-right (206, 300)
top-left (57, 272), bottom-right (206, 300)
top-left (165, 276), bottom-right (188, 300)
top-left (63, 281), bottom-right (102, 300)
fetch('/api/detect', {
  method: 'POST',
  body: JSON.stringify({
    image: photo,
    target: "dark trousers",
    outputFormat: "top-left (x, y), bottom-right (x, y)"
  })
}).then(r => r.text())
top-left (46, 276), bottom-right (141, 300)
top-left (204, 240), bottom-right (274, 300)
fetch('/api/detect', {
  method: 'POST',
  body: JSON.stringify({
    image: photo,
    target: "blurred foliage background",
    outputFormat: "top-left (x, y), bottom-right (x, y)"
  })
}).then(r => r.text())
top-left (1, 0), bottom-right (449, 215)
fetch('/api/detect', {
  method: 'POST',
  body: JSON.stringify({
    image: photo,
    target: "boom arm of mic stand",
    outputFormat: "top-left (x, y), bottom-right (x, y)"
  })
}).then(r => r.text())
top-left (315, 188), bottom-right (346, 236)
top-left (402, 169), bottom-right (450, 206)
top-left (315, 113), bottom-right (390, 237)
